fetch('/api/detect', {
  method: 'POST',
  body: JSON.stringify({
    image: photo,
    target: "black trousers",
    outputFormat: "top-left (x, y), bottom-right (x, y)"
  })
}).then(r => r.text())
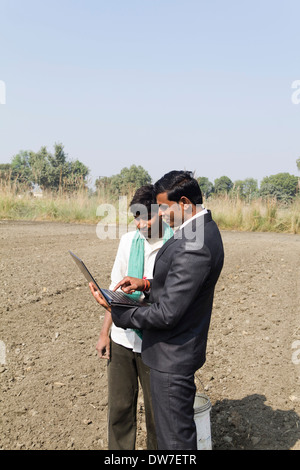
top-left (150, 368), bottom-right (197, 450)
top-left (107, 340), bottom-right (157, 450)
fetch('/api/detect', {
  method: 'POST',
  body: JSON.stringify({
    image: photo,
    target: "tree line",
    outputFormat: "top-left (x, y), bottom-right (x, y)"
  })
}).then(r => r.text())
top-left (1, 144), bottom-right (299, 202)
top-left (95, 164), bottom-right (300, 203)
top-left (0, 143), bottom-right (89, 192)
top-left (197, 173), bottom-right (299, 202)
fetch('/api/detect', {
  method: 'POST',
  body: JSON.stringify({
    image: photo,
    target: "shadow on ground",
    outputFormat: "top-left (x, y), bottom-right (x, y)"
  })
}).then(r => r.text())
top-left (211, 394), bottom-right (300, 450)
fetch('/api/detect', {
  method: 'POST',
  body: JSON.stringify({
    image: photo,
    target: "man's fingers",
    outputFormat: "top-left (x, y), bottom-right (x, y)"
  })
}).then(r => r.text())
top-left (99, 349), bottom-right (109, 359)
top-left (122, 285), bottom-right (136, 294)
top-left (113, 277), bottom-right (140, 293)
top-left (96, 291), bottom-right (108, 305)
top-left (113, 278), bottom-right (129, 292)
top-left (89, 282), bottom-right (98, 294)
top-left (89, 282), bottom-right (109, 307)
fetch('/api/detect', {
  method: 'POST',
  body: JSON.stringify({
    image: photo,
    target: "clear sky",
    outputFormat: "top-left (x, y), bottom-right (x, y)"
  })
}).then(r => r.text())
top-left (1, 0), bottom-right (300, 186)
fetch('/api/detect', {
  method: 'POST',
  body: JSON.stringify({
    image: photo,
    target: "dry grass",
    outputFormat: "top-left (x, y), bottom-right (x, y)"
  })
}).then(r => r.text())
top-left (0, 180), bottom-right (299, 233)
top-left (205, 195), bottom-right (300, 234)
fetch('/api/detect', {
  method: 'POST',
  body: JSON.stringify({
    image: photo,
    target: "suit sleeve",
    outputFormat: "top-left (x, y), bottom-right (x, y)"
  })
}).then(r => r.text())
top-left (111, 243), bottom-right (211, 331)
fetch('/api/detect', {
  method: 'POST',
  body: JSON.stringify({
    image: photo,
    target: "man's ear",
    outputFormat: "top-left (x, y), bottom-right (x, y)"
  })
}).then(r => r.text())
top-left (179, 196), bottom-right (192, 208)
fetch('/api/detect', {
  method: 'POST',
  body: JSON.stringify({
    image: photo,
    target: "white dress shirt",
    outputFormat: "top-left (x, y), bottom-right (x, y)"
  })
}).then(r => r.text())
top-left (109, 230), bottom-right (164, 353)
top-left (178, 205), bottom-right (208, 230)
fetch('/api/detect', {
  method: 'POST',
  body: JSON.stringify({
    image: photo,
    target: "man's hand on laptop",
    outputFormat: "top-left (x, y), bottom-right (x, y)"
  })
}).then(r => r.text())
top-left (113, 276), bottom-right (145, 295)
top-left (89, 282), bottom-right (111, 312)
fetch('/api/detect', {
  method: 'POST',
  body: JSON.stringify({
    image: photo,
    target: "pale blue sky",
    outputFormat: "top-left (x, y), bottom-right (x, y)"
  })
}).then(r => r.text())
top-left (0, 0), bottom-right (300, 186)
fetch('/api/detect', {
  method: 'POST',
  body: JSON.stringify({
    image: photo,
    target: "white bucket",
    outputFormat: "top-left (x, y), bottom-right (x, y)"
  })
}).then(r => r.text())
top-left (194, 393), bottom-right (212, 450)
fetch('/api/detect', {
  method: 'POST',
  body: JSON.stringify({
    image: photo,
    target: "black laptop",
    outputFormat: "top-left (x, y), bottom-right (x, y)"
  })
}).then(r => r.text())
top-left (69, 251), bottom-right (149, 308)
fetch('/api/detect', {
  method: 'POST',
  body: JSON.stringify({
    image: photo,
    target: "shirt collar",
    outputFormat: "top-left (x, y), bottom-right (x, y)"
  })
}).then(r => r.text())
top-left (178, 206), bottom-right (208, 231)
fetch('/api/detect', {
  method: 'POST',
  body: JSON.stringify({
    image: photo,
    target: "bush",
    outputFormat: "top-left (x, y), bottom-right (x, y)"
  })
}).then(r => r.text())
top-left (260, 173), bottom-right (298, 201)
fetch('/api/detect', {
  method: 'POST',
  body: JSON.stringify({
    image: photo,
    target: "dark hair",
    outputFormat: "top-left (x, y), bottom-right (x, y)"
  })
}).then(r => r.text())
top-left (130, 184), bottom-right (158, 218)
top-left (154, 170), bottom-right (203, 205)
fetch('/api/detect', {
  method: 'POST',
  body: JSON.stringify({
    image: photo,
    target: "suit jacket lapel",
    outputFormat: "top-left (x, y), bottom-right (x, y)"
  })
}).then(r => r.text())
top-left (153, 210), bottom-right (213, 272)
top-left (154, 234), bottom-right (177, 263)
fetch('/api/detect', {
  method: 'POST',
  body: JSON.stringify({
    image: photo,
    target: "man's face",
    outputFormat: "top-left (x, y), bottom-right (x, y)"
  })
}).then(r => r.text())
top-left (156, 192), bottom-right (184, 228)
top-left (134, 211), bottom-right (161, 238)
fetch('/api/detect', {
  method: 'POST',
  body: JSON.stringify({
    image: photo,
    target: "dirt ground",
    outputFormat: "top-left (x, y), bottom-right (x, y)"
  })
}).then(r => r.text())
top-left (0, 220), bottom-right (299, 450)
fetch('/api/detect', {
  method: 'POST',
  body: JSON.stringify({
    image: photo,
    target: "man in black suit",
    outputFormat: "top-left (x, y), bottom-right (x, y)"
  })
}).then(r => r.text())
top-left (90, 171), bottom-right (224, 450)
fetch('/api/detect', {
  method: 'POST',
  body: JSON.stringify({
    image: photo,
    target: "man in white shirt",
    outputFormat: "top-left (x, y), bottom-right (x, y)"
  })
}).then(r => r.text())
top-left (95, 184), bottom-right (173, 450)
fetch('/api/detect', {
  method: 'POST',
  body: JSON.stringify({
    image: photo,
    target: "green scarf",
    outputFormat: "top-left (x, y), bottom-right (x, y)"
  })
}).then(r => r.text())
top-left (126, 222), bottom-right (174, 339)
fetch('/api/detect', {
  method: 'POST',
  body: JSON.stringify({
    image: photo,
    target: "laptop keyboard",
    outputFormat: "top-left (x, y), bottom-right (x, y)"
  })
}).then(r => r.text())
top-left (102, 289), bottom-right (142, 306)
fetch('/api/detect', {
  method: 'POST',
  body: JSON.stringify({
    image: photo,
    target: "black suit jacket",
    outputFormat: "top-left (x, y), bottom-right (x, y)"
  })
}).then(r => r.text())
top-left (111, 211), bottom-right (224, 374)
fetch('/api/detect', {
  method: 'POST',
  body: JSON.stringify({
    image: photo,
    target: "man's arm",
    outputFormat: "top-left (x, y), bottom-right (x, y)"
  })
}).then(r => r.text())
top-left (113, 276), bottom-right (151, 294)
top-left (90, 234), bottom-right (130, 310)
top-left (96, 309), bottom-right (112, 359)
top-left (91, 234), bottom-right (130, 359)
top-left (111, 244), bottom-right (211, 331)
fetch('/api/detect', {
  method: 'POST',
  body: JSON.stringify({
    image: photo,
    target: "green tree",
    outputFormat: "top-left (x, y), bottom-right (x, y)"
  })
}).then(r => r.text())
top-left (233, 178), bottom-right (258, 199)
top-left (96, 165), bottom-right (152, 198)
top-left (297, 157), bottom-right (300, 171)
top-left (214, 176), bottom-right (233, 194)
top-left (11, 151), bottom-right (32, 186)
top-left (118, 165), bottom-right (152, 192)
top-left (0, 164), bottom-right (11, 171)
top-left (28, 146), bottom-right (52, 188)
top-left (0, 163), bottom-right (12, 183)
top-left (63, 159), bottom-right (90, 191)
top-left (260, 173), bottom-right (298, 201)
top-left (10, 143), bottom-right (89, 191)
top-left (197, 177), bottom-right (214, 198)
top-left (48, 143), bottom-right (67, 168)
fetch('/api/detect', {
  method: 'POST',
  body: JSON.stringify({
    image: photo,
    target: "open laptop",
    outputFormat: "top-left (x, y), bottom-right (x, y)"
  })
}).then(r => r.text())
top-left (69, 251), bottom-right (149, 308)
